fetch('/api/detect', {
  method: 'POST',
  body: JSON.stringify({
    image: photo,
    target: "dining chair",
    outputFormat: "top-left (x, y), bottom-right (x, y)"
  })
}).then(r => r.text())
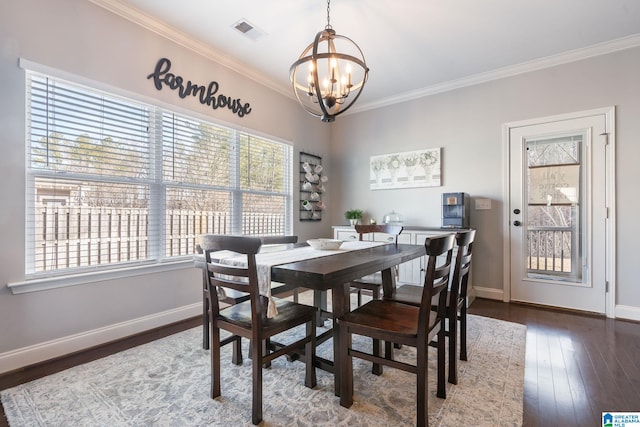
top-left (348, 224), bottom-right (404, 374)
top-left (338, 233), bottom-right (455, 427)
top-left (350, 224), bottom-right (404, 306)
top-left (385, 229), bottom-right (476, 385)
top-left (203, 235), bottom-right (317, 425)
top-left (198, 234), bottom-right (299, 351)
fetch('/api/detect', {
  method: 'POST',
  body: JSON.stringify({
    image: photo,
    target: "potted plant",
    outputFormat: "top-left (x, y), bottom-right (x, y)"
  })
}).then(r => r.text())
top-left (344, 209), bottom-right (363, 226)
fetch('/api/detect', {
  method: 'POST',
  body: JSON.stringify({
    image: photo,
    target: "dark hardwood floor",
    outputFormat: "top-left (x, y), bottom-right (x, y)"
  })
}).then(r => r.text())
top-left (467, 299), bottom-right (640, 426)
top-left (1, 298), bottom-right (639, 426)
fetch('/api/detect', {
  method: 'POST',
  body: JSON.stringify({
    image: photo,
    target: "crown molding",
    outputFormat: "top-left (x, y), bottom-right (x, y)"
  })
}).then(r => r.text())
top-left (87, 0), bottom-right (292, 99)
top-left (87, 1), bottom-right (640, 114)
top-left (353, 33), bottom-right (640, 114)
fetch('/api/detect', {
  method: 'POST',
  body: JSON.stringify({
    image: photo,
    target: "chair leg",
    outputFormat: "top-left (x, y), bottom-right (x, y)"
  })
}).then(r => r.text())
top-left (459, 308), bottom-right (468, 361)
top-left (339, 326), bottom-right (354, 408)
top-left (436, 326), bottom-right (446, 399)
top-left (448, 312), bottom-right (458, 384)
top-left (357, 289), bottom-right (362, 307)
top-left (203, 293), bottom-right (210, 350)
top-left (232, 336), bottom-right (243, 365)
top-left (372, 337), bottom-right (383, 375)
top-left (305, 318), bottom-right (317, 388)
top-left (262, 339), bottom-right (271, 368)
top-left (370, 286), bottom-right (384, 372)
top-left (251, 338), bottom-right (263, 425)
top-left (211, 325), bottom-right (221, 398)
top-left (416, 343), bottom-right (428, 427)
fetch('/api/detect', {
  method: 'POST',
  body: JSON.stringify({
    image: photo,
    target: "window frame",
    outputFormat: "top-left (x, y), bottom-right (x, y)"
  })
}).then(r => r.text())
top-left (15, 60), bottom-right (293, 292)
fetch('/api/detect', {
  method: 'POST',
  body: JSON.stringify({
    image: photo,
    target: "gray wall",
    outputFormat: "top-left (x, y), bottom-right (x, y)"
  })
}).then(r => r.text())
top-left (1, 0), bottom-right (639, 373)
top-left (0, 0), bottom-right (332, 372)
top-left (329, 46), bottom-right (640, 316)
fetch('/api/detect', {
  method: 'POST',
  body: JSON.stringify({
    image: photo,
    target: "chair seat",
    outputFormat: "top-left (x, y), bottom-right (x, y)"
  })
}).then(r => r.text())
top-left (219, 297), bottom-right (317, 335)
top-left (339, 300), bottom-right (439, 343)
top-left (388, 284), bottom-right (463, 312)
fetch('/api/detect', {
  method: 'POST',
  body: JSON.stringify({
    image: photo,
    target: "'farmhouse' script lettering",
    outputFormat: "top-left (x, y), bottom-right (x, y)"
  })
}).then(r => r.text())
top-left (147, 58), bottom-right (252, 118)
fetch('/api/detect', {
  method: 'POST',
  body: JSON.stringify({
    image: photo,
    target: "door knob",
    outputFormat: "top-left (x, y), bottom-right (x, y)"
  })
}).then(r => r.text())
top-left (513, 220), bottom-right (522, 226)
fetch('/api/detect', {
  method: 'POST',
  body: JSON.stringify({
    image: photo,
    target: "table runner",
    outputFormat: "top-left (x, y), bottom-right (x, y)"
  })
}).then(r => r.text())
top-left (218, 240), bottom-right (386, 317)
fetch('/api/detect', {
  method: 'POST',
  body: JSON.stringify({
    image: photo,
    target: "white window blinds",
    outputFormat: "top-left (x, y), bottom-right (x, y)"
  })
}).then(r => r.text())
top-left (25, 71), bottom-right (292, 276)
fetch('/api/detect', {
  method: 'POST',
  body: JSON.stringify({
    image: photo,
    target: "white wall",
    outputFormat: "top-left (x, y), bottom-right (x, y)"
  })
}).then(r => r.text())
top-left (0, 0), bottom-right (332, 373)
top-left (329, 47), bottom-right (640, 317)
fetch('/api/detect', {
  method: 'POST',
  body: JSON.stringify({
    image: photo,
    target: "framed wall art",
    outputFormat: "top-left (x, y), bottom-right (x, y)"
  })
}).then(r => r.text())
top-left (370, 148), bottom-right (441, 190)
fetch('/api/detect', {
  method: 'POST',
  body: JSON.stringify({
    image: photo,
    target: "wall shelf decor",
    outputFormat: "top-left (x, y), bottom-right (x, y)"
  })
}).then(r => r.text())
top-left (300, 152), bottom-right (326, 221)
top-left (370, 147), bottom-right (441, 190)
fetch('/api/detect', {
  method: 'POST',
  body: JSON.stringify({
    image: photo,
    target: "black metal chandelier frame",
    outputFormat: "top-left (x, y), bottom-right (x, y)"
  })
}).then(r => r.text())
top-left (289, 0), bottom-right (369, 122)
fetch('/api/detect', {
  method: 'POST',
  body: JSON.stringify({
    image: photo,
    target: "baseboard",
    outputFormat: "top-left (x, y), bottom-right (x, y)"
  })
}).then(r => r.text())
top-left (472, 287), bottom-right (640, 322)
top-left (0, 303), bottom-right (201, 375)
top-left (472, 285), bottom-right (505, 301)
top-left (614, 304), bottom-right (640, 322)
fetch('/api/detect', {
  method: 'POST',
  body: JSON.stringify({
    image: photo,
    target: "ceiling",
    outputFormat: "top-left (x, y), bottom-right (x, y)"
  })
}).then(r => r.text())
top-left (92, 0), bottom-right (640, 113)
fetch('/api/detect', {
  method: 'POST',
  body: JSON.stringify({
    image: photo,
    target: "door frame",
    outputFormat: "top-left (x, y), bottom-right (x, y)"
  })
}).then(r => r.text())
top-left (502, 107), bottom-right (616, 318)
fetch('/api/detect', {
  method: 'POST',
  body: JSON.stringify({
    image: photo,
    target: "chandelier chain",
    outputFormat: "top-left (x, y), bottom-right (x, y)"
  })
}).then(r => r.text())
top-left (325, 0), bottom-right (332, 29)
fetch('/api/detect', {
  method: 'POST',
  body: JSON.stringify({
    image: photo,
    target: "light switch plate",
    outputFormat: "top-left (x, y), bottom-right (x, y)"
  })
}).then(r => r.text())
top-left (475, 198), bottom-right (491, 210)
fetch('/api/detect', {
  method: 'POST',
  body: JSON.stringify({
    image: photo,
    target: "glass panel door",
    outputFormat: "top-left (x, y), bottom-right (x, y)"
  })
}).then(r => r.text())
top-left (525, 134), bottom-right (583, 284)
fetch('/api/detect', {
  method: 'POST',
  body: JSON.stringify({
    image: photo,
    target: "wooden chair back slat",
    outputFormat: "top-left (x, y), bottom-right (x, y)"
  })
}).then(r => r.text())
top-left (449, 229), bottom-right (476, 309)
top-left (420, 234), bottom-right (456, 328)
top-left (259, 235), bottom-right (298, 245)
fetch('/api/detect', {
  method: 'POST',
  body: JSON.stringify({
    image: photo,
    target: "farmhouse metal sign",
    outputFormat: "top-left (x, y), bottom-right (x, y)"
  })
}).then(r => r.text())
top-left (147, 57), bottom-right (252, 118)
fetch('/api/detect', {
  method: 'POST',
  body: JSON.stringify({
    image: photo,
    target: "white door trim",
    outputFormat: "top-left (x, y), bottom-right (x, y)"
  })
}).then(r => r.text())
top-left (502, 107), bottom-right (616, 318)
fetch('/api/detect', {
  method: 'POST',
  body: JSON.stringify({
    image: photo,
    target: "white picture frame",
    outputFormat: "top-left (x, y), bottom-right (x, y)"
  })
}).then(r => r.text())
top-left (370, 148), bottom-right (441, 190)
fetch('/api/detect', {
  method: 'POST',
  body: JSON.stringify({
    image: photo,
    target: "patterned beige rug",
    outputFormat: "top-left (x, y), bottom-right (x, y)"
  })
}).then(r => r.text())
top-left (1, 314), bottom-right (525, 426)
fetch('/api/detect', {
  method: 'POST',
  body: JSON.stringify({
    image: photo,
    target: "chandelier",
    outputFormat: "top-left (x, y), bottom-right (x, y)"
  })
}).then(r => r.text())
top-left (289, 0), bottom-right (369, 122)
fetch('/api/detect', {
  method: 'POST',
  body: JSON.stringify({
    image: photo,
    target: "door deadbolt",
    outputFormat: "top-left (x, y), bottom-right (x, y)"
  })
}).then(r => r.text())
top-left (513, 220), bottom-right (522, 226)
top-left (513, 208), bottom-right (521, 214)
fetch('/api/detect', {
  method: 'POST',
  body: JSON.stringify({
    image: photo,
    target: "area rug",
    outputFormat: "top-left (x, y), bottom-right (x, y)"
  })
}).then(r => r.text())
top-left (1, 314), bottom-right (525, 426)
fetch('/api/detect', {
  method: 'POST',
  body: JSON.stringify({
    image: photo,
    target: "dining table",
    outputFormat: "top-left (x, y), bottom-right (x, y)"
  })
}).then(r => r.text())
top-left (269, 241), bottom-right (426, 395)
top-left (196, 239), bottom-right (426, 396)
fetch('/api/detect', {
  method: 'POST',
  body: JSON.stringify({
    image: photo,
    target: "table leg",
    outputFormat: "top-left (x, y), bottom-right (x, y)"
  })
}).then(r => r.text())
top-left (380, 267), bottom-right (398, 361)
top-left (331, 282), bottom-right (349, 396)
top-left (313, 289), bottom-right (328, 325)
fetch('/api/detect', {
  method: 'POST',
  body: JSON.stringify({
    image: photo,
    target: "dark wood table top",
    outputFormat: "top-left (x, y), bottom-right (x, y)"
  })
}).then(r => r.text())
top-left (271, 243), bottom-right (426, 290)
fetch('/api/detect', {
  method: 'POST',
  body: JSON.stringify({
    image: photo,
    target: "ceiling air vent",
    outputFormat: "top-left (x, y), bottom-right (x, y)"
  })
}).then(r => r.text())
top-left (232, 19), bottom-right (266, 41)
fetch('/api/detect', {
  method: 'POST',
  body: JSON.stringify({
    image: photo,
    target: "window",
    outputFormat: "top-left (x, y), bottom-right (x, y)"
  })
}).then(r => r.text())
top-left (26, 71), bottom-right (292, 276)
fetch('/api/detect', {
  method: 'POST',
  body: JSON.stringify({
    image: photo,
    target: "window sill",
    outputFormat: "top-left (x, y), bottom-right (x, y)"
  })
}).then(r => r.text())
top-left (7, 259), bottom-right (196, 295)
